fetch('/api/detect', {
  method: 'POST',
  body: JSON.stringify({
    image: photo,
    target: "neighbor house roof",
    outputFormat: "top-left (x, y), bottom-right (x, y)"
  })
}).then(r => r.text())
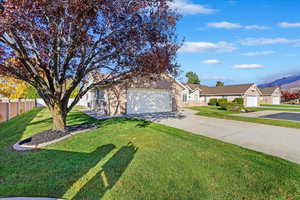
top-left (90, 72), bottom-right (112, 83)
top-left (259, 87), bottom-right (279, 96)
top-left (182, 83), bottom-right (208, 91)
top-left (183, 83), bottom-right (256, 95)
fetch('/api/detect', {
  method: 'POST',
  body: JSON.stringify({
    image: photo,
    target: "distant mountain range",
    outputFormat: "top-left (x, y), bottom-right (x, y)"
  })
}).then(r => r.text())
top-left (258, 74), bottom-right (300, 91)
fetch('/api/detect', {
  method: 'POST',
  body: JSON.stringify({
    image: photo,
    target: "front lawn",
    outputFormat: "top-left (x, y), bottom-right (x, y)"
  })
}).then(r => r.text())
top-left (191, 106), bottom-right (300, 129)
top-left (1, 108), bottom-right (300, 199)
top-left (261, 104), bottom-right (300, 108)
top-left (250, 107), bottom-right (300, 112)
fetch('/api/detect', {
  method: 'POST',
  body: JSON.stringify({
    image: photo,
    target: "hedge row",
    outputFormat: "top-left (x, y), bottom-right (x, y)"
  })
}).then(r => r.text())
top-left (208, 98), bottom-right (245, 112)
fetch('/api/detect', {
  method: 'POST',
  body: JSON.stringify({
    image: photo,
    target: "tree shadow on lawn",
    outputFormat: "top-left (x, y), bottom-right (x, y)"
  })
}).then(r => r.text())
top-left (67, 111), bottom-right (99, 126)
top-left (1, 143), bottom-right (138, 200)
top-left (71, 143), bottom-right (138, 199)
top-left (0, 109), bottom-right (139, 199)
top-left (27, 109), bottom-right (99, 128)
top-left (0, 108), bottom-right (43, 147)
top-left (96, 117), bottom-right (153, 129)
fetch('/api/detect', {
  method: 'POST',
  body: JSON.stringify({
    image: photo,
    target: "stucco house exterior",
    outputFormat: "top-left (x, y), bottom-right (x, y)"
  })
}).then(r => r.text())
top-left (85, 73), bottom-right (187, 115)
top-left (85, 73), bottom-right (263, 116)
top-left (259, 87), bottom-right (281, 105)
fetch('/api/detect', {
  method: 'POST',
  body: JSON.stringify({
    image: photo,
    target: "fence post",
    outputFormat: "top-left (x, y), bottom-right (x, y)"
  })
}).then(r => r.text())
top-left (6, 102), bottom-right (8, 121)
top-left (24, 100), bottom-right (27, 112)
top-left (17, 99), bottom-right (20, 115)
top-left (6, 100), bottom-right (10, 120)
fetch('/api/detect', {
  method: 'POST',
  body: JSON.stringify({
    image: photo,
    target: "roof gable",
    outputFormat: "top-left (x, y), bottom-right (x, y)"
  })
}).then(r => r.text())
top-left (260, 87), bottom-right (279, 95)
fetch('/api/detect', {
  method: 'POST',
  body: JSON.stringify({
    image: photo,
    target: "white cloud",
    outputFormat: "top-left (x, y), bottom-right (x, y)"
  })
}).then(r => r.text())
top-left (170, 0), bottom-right (216, 15)
top-left (207, 21), bottom-right (269, 30)
top-left (286, 54), bottom-right (297, 57)
top-left (278, 22), bottom-right (300, 28)
top-left (244, 25), bottom-right (270, 30)
top-left (241, 50), bottom-right (276, 56)
top-left (233, 64), bottom-right (265, 69)
top-left (202, 59), bottom-right (221, 64)
top-left (239, 38), bottom-right (300, 46)
top-left (207, 22), bottom-right (242, 29)
top-left (179, 41), bottom-right (236, 53)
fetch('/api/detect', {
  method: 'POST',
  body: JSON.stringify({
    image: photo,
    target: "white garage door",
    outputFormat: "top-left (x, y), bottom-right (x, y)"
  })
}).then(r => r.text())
top-left (127, 89), bottom-right (172, 114)
top-left (246, 96), bottom-right (258, 107)
top-left (272, 97), bottom-right (280, 105)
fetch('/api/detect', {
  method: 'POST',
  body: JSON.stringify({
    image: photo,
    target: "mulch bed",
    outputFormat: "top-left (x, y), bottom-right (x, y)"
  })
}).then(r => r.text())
top-left (20, 124), bottom-right (97, 146)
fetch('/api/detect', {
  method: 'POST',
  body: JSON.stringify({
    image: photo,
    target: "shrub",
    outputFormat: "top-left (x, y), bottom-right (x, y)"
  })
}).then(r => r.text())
top-left (217, 98), bottom-right (228, 106)
top-left (208, 98), bottom-right (218, 106)
top-left (219, 102), bottom-right (228, 110)
top-left (287, 100), bottom-right (299, 104)
top-left (233, 98), bottom-right (244, 105)
top-left (224, 102), bottom-right (244, 112)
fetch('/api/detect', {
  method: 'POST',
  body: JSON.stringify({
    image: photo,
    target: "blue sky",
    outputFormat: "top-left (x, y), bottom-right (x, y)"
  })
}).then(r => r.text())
top-left (172, 0), bottom-right (300, 86)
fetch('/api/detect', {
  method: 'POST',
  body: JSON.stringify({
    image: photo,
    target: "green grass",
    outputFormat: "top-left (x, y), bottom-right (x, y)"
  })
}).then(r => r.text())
top-left (261, 104), bottom-right (300, 108)
top-left (190, 106), bottom-right (300, 129)
top-left (1, 108), bottom-right (300, 199)
top-left (248, 107), bottom-right (300, 113)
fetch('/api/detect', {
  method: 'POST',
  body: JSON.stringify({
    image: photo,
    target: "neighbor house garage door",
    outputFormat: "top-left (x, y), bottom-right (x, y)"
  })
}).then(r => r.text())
top-left (127, 89), bottom-right (172, 114)
top-left (272, 97), bottom-right (280, 105)
top-left (246, 96), bottom-right (258, 107)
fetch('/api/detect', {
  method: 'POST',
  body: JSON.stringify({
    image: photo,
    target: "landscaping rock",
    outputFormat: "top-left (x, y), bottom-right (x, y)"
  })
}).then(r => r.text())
top-left (27, 124), bottom-right (94, 145)
top-left (13, 124), bottom-right (97, 151)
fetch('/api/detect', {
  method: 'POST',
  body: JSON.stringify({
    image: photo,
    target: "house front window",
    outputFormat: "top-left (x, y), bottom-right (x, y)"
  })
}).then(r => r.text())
top-left (194, 94), bottom-right (200, 102)
top-left (96, 89), bottom-right (105, 100)
top-left (182, 93), bottom-right (188, 103)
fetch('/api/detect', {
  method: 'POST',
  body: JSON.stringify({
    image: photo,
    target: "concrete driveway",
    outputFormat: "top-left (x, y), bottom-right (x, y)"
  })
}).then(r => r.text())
top-left (153, 109), bottom-right (300, 165)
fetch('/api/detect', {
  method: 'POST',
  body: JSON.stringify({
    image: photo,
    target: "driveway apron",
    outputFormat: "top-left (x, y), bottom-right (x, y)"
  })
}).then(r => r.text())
top-left (155, 109), bottom-right (300, 165)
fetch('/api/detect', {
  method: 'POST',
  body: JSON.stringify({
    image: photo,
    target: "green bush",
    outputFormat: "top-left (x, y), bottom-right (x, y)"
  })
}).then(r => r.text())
top-left (233, 98), bottom-right (244, 105)
top-left (208, 98), bottom-right (218, 106)
top-left (217, 98), bottom-right (228, 106)
top-left (224, 102), bottom-right (244, 112)
top-left (219, 102), bottom-right (228, 110)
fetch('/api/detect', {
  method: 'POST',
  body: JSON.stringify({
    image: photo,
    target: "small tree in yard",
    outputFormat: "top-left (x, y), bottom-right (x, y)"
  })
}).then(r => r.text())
top-left (0, 76), bottom-right (28, 99)
top-left (282, 91), bottom-right (300, 102)
top-left (0, 0), bottom-right (180, 131)
top-left (186, 72), bottom-right (200, 84)
top-left (216, 81), bottom-right (224, 87)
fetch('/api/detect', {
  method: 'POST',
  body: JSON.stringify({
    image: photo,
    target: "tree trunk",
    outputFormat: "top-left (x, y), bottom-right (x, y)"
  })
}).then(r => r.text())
top-left (50, 102), bottom-right (67, 131)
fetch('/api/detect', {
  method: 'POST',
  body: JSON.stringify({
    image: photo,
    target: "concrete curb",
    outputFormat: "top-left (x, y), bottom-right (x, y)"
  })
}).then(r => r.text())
top-left (13, 126), bottom-right (97, 151)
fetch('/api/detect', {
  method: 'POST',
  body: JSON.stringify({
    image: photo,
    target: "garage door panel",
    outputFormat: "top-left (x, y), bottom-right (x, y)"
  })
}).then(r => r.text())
top-left (272, 97), bottom-right (280, 105)
top-left (127, 89), bottom-right (172, 114)
top-left (246, 96), bottom-right (258, 107)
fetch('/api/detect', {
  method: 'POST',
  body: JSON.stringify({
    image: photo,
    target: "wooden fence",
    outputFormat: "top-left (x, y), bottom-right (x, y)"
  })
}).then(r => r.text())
top-left (0, 99), bottom-right (36, 123)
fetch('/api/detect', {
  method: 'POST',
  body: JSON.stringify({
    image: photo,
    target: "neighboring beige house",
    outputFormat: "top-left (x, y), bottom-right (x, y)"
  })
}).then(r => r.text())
top-left (183, 83), bottom-right (262, 107)
top-left (85, 73), bottom-right (264, 116)
top-left (259, 87), bottom-right (281, 105)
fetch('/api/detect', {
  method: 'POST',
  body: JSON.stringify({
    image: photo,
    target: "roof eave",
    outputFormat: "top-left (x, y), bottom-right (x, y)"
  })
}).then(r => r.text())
top-left (201, 93), bottom-right (244, 96)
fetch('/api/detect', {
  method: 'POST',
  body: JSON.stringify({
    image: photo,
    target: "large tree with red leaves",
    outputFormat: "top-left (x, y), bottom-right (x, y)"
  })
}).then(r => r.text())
top-left (282, 91), bottom-right (300, 102)
top-left (0, 0), bottom-right (180, 131)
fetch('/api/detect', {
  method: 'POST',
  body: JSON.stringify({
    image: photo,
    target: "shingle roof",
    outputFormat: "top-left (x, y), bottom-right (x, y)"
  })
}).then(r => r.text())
top-left (184, 83), bottom-right (255, 95)
top-left (259, 87), bottom-right (278, 95)
top-left (184, 83), bottom-right (208, 90)
top-left (90, 72), bottom-right (112, 83)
